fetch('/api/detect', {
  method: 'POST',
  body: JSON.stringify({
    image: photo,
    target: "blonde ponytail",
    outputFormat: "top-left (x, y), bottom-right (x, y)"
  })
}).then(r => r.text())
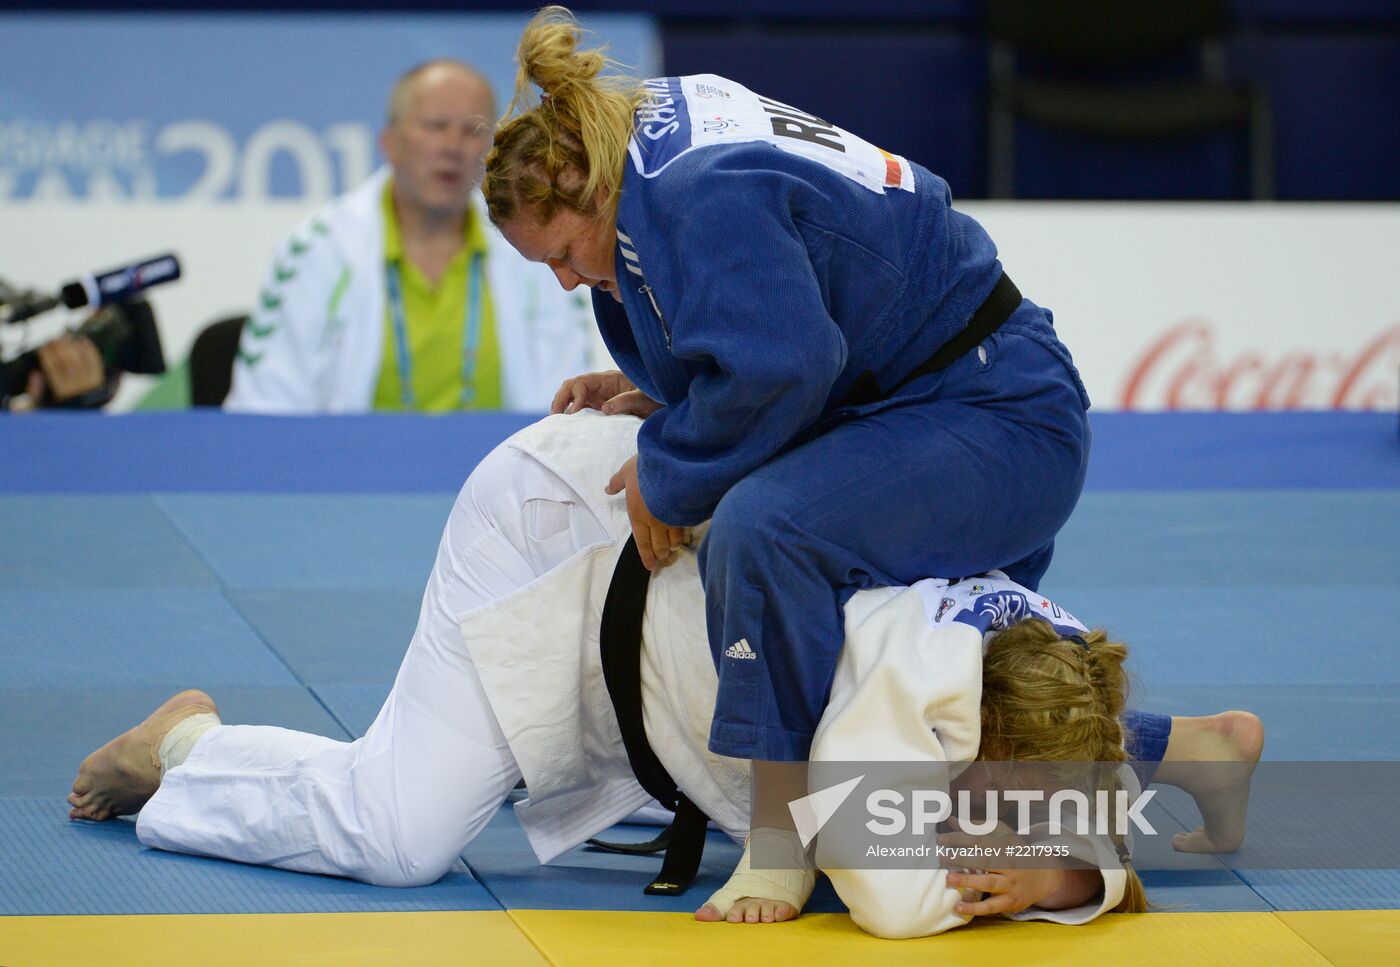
top-left (978, 617), bottom-right (1148, 913)
top-left (484, 5), bottom-right (645, 225)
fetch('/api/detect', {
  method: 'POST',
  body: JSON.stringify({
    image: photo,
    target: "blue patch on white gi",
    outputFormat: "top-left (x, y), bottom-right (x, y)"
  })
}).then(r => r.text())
top-left (953, 591), bottom-right (1085, 639)
top-left (954, 591), bottom-right (1034, 634)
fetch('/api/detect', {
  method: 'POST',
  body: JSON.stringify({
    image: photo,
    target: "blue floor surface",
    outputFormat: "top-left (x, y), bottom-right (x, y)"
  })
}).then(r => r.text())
top-left (1, 412), bottom-right (1395, 917)
top-left (0, 800), bottom-right (497, 915)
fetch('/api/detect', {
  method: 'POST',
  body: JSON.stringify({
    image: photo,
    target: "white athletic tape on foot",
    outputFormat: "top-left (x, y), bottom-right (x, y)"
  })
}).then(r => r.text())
top-left (704, 827), bottom-right (816, 918)
top-left (157, 711), bottom-right (220, 775)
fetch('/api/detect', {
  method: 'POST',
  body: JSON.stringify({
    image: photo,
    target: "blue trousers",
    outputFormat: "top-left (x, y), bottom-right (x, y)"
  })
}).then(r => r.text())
top-left (1125, 709), bottom-right (1173, 779)
top-left (698, 324), bottom-right (1093, 761)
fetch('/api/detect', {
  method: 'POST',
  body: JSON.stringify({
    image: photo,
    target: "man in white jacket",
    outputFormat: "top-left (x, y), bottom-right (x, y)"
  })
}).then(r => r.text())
top-left (69, 412), bottom-right (1262, 938)
top-left (225, 60), bottom-right (594, 413)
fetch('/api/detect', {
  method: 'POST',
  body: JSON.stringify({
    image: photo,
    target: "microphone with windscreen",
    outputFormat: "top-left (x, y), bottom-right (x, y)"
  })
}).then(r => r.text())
top-left (60, 253), bottom-right (182, 310)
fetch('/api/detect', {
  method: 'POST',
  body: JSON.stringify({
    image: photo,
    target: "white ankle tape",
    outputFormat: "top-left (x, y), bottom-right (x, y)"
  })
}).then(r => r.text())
top-left (157, 712), bottom-right (220, 774)
top-left (704, 827), bottom-right (817, 918)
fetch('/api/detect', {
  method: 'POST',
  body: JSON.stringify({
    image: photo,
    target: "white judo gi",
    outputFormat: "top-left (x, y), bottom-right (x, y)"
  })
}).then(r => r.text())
top-left (135, 411), bottom-right (1125, 937)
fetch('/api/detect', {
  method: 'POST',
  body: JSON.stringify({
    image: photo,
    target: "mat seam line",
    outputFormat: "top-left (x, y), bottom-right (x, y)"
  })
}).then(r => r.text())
top-left (507, 909), bottom-right (562, 966)
top-left (153, 491), bottom-right (507, 914)
top-left (149, 493), bottom-right (357, 742)
top-left (1269, 912), bottom-right (1341, 966)
top-left (461, 816), bottom-right (514, 916)
top-left (1153, 792), bottom-right (1280, 913)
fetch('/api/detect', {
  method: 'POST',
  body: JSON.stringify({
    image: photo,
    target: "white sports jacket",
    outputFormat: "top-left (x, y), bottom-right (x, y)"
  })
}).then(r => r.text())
top-left (225, 167), bottom-right (595, 413)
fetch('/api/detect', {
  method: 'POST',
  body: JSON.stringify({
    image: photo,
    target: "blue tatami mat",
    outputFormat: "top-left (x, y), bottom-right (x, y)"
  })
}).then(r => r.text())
top-left (1136, 870), bottom-right (1274, 912)
top-left (0, 589), bottom-right (299, 689)
top-left (1082, 790), bottom-right (1270, 912)
top-left (3, 411), bottom-right (1394, 493)
top-left (156, 494), bottom-right (454, 590)
top-left (231, 588), bottom-right (422, 687)
top-left (1082, 412), bottom-right (1400, 490)
top-left (1049, 491), bottom-right (1400, 588)
top-left (0, 411), bottom-right (535, 494)
top-left (0, 412), bottom-right (1393, 919)
top-left (0, 495), bottom-right (218, 589)
top-left (1134, 685), bottom-right (1400, 760)
top-left (0, 687), bottom-right (351, 798)
top-left (460, 806), bottom-right (851, 914)
top-left (313, 684), bottom-right (393, 739)
top-left (0, 800), bottom-right (500, 915)
top-left (1235, 869), bottom-right (1400, 911)
top-left (1034, 585), bottom-right (1400, 688)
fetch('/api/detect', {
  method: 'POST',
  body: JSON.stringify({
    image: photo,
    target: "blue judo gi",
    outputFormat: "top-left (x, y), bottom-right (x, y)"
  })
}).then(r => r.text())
top-left (591, 75), bottom-right (1162, 761)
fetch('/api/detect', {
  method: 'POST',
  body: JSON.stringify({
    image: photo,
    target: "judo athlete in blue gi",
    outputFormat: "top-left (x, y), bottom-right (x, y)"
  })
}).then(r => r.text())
top-left (484, 6), bottom-right (1174, 921)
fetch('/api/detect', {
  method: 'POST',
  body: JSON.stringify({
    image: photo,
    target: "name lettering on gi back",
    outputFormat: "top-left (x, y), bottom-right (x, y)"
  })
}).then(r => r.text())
top-left (758, 96), bottom-right (846, 153)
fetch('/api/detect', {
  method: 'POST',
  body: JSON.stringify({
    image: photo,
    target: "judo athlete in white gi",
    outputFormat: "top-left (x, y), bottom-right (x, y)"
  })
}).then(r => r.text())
top-left (70, 413), bottom-right (1263, 938)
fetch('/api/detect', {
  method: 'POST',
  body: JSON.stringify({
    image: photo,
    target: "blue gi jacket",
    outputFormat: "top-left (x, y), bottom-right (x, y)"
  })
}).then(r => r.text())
top-left (592, 75), bottom-right (1075, 527)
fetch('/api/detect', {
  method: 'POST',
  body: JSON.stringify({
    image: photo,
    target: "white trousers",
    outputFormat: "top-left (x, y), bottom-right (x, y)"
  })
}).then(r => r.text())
top-left (136, 444), bottom-right (612, 887)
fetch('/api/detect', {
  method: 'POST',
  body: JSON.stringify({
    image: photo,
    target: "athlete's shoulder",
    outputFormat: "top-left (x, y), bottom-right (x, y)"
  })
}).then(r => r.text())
top-left (628, 73), bottom-right (916, 199)
top-left (628, 75), bottom-right (742, 179)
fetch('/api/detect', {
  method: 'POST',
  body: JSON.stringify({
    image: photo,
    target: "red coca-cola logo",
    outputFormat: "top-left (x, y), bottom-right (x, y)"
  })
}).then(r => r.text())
top-left (1119, 320), bottom-right (1400, 411)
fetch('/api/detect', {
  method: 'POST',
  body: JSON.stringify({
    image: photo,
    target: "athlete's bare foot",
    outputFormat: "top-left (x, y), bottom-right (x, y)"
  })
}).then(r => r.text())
top-left (1154, 710), bottom-right (1264, 853)
top-left (695, 896), bottom-right (799, 924)
top-left (68, 689), bottom-right (218, 822)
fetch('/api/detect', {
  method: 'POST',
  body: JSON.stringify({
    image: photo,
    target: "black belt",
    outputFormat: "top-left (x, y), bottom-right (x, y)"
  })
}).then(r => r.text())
top-left (843, 271), bottom-right (1022, 408)
top-left (590, 536), bottom-right (711, 896)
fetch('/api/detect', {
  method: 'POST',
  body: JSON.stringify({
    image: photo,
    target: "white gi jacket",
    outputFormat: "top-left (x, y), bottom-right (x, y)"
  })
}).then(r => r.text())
top-left (458, 413), bottom-right (1127, 938)
top-left (224, 167), bottom-right (595, 413)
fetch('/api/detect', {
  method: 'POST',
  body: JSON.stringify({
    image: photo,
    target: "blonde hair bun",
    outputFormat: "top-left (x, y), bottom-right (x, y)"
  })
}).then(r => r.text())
top-left (517, 6), bottom-right (607, 105)
top-left (484, 5), bottom-right (644, 225)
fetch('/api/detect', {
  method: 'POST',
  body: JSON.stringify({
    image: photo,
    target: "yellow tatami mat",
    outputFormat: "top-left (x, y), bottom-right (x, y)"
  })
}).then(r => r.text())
top-left (1275, 910), bottom-right (1400, 967)
top-left (0, 911), bottom-right (548, 967)
top-left (4, 910), bottom-right (1396, 965)
top-left (508, 910), bottom-right (1335, 967)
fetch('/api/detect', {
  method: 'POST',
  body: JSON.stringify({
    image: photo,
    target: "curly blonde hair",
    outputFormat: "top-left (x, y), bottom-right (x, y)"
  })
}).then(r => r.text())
top-left (978, 617), bottom-right (1148, 913)
top-left (482, 5), bottom-right (644, 226)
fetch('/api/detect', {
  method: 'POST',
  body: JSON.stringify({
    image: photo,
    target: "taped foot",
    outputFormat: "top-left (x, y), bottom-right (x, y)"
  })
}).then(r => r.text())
top-left (696, 896), bottom-right (800, 924)
top-left (68, 689), bottom-right (219, 822)
top-left (695, 827), bottom-right (816, 925)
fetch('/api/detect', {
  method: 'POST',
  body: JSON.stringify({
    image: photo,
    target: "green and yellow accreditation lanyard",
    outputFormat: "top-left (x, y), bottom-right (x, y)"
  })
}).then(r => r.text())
top-left (383, 251), bottom-right (485, 409)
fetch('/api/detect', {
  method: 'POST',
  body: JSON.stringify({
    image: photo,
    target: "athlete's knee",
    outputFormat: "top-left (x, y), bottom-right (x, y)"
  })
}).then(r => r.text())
top-left (361, 840), bottom-right (461, 888)
top-left (705, 475), bottom-right (805, 568)
top-left (351, 806), bottom-right (472, 888)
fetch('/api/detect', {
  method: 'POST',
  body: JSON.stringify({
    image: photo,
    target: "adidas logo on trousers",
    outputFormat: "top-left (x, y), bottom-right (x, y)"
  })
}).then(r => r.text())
top-left (724, 638), bottom-right (758, 660)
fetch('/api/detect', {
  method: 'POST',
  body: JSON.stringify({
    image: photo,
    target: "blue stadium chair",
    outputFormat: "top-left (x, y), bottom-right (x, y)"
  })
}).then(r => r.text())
top-left (986, 0), bottom-right (1274, 200)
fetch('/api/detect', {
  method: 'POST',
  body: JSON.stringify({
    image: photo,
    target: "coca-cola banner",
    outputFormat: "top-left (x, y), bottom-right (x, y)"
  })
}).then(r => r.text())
top-left (963, 203), bottom-right (1400, 411)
